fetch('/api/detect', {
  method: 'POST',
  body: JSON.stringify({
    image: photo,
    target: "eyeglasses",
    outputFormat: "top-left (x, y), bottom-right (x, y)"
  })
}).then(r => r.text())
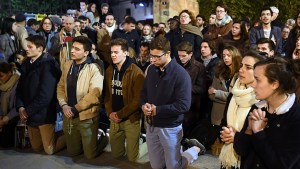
top-left (149, 53), bottom-right (165, 59)
top-left (216, 10), bottom-right (225, 13)
top-left (180, 15), bottom-right (190, 19)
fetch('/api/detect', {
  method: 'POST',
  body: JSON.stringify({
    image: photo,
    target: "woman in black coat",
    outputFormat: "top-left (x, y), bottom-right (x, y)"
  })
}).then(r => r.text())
top-left (234, 57), bottom-right (300, 169)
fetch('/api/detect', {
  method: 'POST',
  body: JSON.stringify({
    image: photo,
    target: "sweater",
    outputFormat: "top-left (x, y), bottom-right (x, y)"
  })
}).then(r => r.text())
top-left (140, 58), bottom-right (192, 128)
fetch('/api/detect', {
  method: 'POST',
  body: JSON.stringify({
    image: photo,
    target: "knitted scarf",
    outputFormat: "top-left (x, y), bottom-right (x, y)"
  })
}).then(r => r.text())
top-left (0, 72), bottom-right (20, 115)
top-left (216, 15), bottom-right (232, 27)
top-left (219, 78), bottom-right (258, 168)
top-left (180, 24), bottom-right (203, 37)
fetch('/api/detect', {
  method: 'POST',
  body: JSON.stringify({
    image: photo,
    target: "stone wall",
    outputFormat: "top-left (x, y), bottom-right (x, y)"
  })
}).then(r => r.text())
top-left (153, 0), bottom-right (199, 23)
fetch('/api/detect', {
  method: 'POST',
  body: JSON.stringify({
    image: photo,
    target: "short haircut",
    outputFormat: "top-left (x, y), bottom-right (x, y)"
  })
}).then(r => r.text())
top-left (201, 39), bottom-right (217, 55)
top-left (26, 35), bottom-right (46, 50)
top-left (140, 42), bottom-right (150, 49)
top-left (196, 14), bottom-right (206, 22)
top-left (78, 15), bottom-right (88, 21)
top-left (101, 3), bottom-right (109, 8)
top-left (176, 41), bottom-right (193, 54)
top-left (123, 16), bottom-right (136, 24)
top-left (111, 38), bottom-right (129, 52)
top-left (216, 3), bottom-right (229, 12)
top-left (158, 22), bottom-right (166, 27)
top-left (150, 36), bottom-right (170, 53)
top-left (73, 36), bottom-right (92, 52)
top-left (260, 6), bottom-right (273, 16)
top-left (257, 38), bottom-right (276, 52)
top-left (27, 18), bottom-right (38, 27)
top-left (80, 0), bottom-right (88, 4)
top-left (153, 23), bottom-right (159, 27)
top-left (254, 57), bottom-right (296, 94)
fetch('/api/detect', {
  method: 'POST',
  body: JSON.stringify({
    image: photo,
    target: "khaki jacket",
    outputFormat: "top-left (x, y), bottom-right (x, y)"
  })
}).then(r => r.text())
top-left (57, 60), bottom-right (104, 120)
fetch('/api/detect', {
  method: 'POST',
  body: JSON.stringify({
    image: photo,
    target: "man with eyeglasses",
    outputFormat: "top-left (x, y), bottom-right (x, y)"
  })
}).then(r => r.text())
top-left (204, 4), bottom-right (233, 40)
top-left (140, 37), bottom-right (206, 169)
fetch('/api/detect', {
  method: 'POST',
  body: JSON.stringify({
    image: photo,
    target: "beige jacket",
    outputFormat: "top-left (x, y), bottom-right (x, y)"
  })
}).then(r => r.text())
top-left (57, 60), bottom-right (104, 120)
top-left (15, 25), bottom-right (28, 50)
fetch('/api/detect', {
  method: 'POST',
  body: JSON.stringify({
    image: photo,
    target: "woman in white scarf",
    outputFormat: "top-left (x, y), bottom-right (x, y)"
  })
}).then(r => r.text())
top-left (219, 50), bottom-right (267, 169)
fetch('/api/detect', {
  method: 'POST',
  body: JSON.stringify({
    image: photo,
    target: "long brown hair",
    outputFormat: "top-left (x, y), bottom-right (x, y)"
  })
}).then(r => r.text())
top-left (215, 46), bottom-right (242, 79)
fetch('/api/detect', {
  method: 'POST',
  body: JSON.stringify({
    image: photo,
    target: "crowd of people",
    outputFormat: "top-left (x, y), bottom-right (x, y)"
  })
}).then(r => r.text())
top-left (1, 0), bottom-right (300, 168)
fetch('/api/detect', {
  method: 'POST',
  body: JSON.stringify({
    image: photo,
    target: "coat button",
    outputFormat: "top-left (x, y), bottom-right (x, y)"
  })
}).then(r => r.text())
top-left (277, 124), bottom-right (280, 127)
top-left (257, 163), bottom-right (260, 167)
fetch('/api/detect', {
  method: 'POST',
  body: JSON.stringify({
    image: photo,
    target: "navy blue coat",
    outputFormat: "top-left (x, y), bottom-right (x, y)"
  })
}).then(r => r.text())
top-left (249, 26), bottom-right (282, 54)
top-left (16, 54), bottom-right (60, 127)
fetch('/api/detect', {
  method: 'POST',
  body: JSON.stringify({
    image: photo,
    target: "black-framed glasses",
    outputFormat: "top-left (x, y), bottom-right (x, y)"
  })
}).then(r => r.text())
top-left (149, 53), bottom-right (165, 59)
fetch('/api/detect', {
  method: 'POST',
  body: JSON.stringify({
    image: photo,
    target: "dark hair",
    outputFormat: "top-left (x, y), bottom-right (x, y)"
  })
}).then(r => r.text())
top-left (201, 38), bottom-right (217, 55)
top-left (176, 41), bottom-right (193, 54)
top-left (256, 38), bottom-right (276, 52)
top-left (26, 35), bottom-right (46, 50)
top-left (27, 18), bottom-right (38, 27)
top-left (260, 6), bottom-right (273, 17)
top-left (78, 15), bottom-right (88, 21)
top-left (150, 36), bottom-right (170, 53)
top-left (231, 20), bottom-right (249, 41)
top-left (254, 57), bottom-right (296, 94)
top-left (153, 23), bottom-right (159, 27)
top-left (196, 14), bottom-right (206, 22)
top-left (0, 62), bottom-right (15, 74)
top-left (111, 38), bottom-right (128, 52)
top-left (101, 3), bottom-right (109, 8)
top-left (124, 16), bottom-right (136, 24)
top-left (80, 0), bottom-right (88, 5)
top-left (216, 46), bottom-right (242, 79)
top-left (39, 17), bottom-right (55, 32)
top-left (140, 42), bottom-right (150, 49)
top-left (1, 17), bottom-right (15, 35)
top-left (243, 50), bottom-right (268, 62)
top-left (73, 36), bottom-right (92, 52)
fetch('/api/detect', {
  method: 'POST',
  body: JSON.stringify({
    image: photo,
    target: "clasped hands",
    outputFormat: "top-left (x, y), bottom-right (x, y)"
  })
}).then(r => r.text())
top-left (141, 103), bottom-right (156, 116)
top-left (220, 108), bottom-right (268, 144)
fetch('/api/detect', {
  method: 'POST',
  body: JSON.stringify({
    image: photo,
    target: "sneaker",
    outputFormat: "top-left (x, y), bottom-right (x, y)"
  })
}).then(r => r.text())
top-left (188, 138), bottom-right (206, 155)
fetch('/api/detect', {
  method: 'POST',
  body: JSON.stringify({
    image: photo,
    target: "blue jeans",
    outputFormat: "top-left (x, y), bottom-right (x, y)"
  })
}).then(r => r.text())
top-left (146, 123), bottom-right (198, 169)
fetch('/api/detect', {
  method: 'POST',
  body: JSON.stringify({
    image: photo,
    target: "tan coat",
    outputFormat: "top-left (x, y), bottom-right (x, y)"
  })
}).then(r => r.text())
top-left (97, 27), bottom-right (116, 65)
top-left (15, 25), bottom-right (28, 50)
top-left (209, 73), bottom-right (238, 125)
top-left (57, 60), bottom-right (104, 121)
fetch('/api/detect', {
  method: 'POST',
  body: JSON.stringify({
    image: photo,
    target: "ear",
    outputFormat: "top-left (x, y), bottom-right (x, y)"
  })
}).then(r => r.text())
top-left (84, 50), bottom-right (89, 57)
top-left (271, 80), bottom-right (279, 91)
top-left (270, 50), bottom-right (275, 57)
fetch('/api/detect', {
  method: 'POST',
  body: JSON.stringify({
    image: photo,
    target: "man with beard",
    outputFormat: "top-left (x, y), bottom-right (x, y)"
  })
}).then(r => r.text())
top-left (97, 13), bottom-right (117, 67)
top-left (249, 6), bottom-right (282, 54)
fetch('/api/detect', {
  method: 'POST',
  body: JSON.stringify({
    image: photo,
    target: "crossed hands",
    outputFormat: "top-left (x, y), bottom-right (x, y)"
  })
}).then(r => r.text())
top-left (220, 126), bottom-right (236, 144)
top-left (247, 108), bottom-right (268, 134)
top-left (141, 103), bottom-right (156, 116)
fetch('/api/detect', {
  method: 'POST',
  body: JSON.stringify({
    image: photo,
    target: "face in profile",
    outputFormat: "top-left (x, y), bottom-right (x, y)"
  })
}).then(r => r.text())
top-left (239, 56), bottom-right (256, 85)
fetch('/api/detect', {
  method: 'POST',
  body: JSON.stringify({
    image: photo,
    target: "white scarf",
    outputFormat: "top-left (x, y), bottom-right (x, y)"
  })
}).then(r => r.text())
top-left (219, 78), bottom-right (258, 168)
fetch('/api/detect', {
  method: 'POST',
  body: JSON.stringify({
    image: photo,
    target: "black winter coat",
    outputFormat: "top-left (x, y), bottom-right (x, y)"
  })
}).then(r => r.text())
top-left (166, 28), bottom-right (202, 62)
top-left (16, 53), bottom-right (61, 127)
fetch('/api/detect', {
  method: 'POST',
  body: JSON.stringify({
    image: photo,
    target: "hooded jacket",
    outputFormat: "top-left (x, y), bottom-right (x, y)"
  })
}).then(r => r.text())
top-left (105, 57), bottom-right (145, 123)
